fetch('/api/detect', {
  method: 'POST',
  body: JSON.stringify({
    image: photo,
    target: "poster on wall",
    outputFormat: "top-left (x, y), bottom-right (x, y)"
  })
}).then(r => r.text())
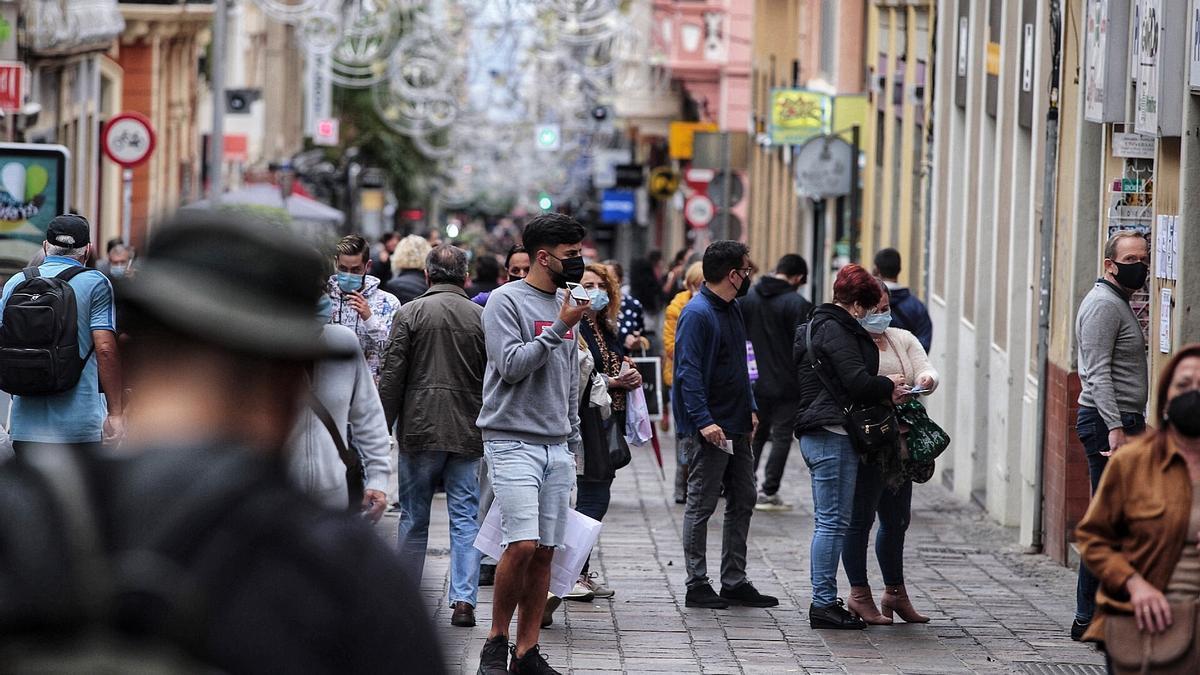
top-left (1191, 0), bottom-right (1200, 91)
top-left (1134, 0), bottom-right (1185, 136)
top-left (1084, 0), bottom-right (1132, 122)
top-left (0, 143), bottom-right (70, 267)
top-left (1134, 0), bottom-right (1161, 135)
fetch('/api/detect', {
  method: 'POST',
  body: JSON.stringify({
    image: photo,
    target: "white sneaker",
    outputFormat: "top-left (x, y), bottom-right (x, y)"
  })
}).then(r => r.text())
top-left (564, 581), bottom-right (595, 602)
top-left (755, 491), bottom-right (792, 511)
top-left (580, 572), bottom-right (616, 599)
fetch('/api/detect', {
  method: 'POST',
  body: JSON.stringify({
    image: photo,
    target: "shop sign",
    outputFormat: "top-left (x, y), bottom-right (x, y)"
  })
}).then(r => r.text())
top-left (1190, 0), bottom-right (1200, 91)
top-left (600, 189), bottom-right (636, 224)
top-left (0, 143), bottom-right (70, 265)
top-left (1084, 0), bottom-right (1131, 123)
top-left (767, 89), bottom-right (829, 146)
top-left (668, 121), bottom-right (717, 160)
top-left (0, 61), bottom-right (23, 114)
top-left (1112, 131), bottom-right (1155, 158)
top-left (1135, 0), bottom-right (1185, 137)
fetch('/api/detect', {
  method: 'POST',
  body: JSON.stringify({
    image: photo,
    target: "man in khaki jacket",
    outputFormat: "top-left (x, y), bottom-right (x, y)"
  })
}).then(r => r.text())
top-left (379, 244), bottom-right (486, 628)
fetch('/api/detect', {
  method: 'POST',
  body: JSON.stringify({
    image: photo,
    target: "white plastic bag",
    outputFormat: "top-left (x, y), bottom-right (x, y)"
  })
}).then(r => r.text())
top-left (474, 504), bottom-right (603, 598)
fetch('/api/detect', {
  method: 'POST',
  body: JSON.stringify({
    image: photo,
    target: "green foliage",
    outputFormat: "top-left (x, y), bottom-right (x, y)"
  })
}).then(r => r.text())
top-left (331, 87), bottom-right (437, 207)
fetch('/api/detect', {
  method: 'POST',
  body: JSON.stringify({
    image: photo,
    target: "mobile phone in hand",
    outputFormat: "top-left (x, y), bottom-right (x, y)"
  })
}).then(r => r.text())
top-left (566, 282), bottom-right (590, 305)
top-left (908, 385), bottom-right (930, 396)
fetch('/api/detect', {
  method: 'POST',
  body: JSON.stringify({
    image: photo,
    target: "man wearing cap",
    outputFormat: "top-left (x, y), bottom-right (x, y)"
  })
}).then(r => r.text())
top-left (0, 211), bottom-right (443, 671)
top-left (0, 214), bottom-right (123, 452)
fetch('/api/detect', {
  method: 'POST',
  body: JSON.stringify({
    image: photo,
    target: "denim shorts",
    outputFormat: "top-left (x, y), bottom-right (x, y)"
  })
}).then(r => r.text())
top-left (484, 439), bottom-right (576, 548)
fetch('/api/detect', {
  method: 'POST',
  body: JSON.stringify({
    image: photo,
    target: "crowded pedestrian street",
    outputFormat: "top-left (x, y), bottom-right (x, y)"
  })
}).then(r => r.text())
top-left (402, 440), bottom-right (1106, 674)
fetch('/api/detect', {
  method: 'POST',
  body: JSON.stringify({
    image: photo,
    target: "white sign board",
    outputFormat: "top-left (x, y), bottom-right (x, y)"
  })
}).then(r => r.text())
top-left (305, 52), bottom-right (332, 137)
top-left (1112, 131), bottom-right (1156, 158)
top-left (793, 135), bottom-right (854, 199)
top-left (1135, 0), bottom-right (1185, 136)
top-left (1135, 0), bottom-right (1162, 135)
top-left (313, 118), bottom-right (339, 147)
top-left (1084, 0), bottom-right (1131, 122)
top-left (1191, 0), bottom-right (1200, 90)
top-left (1160, 287), bottom-right (1172, 354)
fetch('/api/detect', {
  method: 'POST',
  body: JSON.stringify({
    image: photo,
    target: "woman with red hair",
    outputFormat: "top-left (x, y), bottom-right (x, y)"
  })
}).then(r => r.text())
top-left (793, 264), bottom-right (905, 630)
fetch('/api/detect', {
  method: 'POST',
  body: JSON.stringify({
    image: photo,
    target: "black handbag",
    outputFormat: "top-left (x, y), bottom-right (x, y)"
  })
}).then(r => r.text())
top-left (804, 320), bottom-right (900, 454)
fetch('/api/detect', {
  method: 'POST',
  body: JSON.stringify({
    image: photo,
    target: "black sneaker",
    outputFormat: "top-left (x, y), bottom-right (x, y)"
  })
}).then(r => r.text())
top-left (810, 599), bottom-right (868, 630)
top-left (509, 644), bottom-right (561, 674)
top-left (1070, 619), bottom-right (1089, 641)
top-left (720, 581), bottom-right (779, 608)
top-left (479, 563), bottom-right (496, 587)
top-left (477, 635), bottom-right (510, 675)
top-left (685, 584), bottom-right (729, 609)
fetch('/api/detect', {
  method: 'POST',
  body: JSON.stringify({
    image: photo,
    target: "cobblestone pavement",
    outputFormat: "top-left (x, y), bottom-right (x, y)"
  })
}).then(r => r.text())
top-left (387, 437), bottom-right (1107, 674)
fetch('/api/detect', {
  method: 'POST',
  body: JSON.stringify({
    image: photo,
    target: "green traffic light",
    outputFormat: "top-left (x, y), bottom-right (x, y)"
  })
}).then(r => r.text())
top-left (538, 196), bottom-right (553, 211)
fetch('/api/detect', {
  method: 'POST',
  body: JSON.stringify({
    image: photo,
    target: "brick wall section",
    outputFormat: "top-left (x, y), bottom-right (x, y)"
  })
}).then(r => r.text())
top-left (1042, 361), bottom-right (1088, 565)
top-left (117, 42), bottom-right (154, 249)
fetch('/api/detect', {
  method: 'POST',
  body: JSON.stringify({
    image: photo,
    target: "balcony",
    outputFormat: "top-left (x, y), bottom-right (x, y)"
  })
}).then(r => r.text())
top-left (23, 0), bottom-right (125, 55)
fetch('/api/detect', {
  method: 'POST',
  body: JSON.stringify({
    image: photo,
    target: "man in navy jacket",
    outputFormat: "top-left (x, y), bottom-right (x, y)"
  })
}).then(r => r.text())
top-left (672, 240), bottom-right (778, 611)
top-left (873, 248), bottom-right (932, 352)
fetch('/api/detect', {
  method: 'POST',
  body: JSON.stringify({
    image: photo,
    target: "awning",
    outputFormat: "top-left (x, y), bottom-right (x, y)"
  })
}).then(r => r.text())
top-left (23, 0), bottom-right (126, 55)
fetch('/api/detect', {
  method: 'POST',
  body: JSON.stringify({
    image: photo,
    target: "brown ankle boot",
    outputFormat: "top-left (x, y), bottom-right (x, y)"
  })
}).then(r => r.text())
top-left (881, 585), bottom-right (929, 623)
top-left (847, 586), bottom-right (892, 625)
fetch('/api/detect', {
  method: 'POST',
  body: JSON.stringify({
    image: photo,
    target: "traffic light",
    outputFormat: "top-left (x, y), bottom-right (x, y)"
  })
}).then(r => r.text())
top-left (538, 192), bottom-right (553, 211)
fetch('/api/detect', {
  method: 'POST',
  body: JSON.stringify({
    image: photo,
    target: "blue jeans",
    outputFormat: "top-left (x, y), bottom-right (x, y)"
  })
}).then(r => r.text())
top-left (800, 430), bottom-right (859, 607)
top-left (396, 451), bottom-right (482, 607)
top-left (1075, 407), bottom-right (1145, 624)
top-left (842, 462), bottom-right (913, 587)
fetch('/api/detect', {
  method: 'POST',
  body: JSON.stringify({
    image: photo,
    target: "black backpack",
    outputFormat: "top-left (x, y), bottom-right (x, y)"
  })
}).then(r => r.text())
top-left (0, 266), bottom-right (95, 395)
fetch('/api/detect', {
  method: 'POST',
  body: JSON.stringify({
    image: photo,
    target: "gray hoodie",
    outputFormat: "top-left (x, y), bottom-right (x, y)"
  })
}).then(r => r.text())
top-left (476, 280), bottom-right (582, 453)
top-left (287, 325), bottom-right (391, 509)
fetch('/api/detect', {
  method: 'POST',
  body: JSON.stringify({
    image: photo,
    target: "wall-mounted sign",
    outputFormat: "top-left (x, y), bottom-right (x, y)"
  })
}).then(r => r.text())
top-left (1135, 0), bottom-right (1185, 137)
top-left (647, 167), bottom-right (680, 200)
top-left (794, 135), bottom-right (854, 200)
top-left (1084, 0), bottom-right (1132, 123)
top-left (955, 0), bottom-right (970, 109)
top-left (1019, 0), bottom-right (1037, 129)
top-left (768, 89), bottom-right (830, 145)
top-left (668, 121), bottom-right (718, 160)
top-left (1190, 0), bottom-right (1200, 91)
top-left (0, 61), bottom-right (24, 114)
top-left (1112, 130), bottom-right (1156, 158)
top-left (0, 143), bottom-right (70, 265)
top-left (600, 189), bottom-right (636, 224)
top-left (313, 118), bottom-right (339, 146)
top-left (305, 52), bottom-right (332, 137)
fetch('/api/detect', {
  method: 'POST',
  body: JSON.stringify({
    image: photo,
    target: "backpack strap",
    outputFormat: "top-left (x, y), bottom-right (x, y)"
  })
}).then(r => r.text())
top-left (21, 267), bottom-right (40, 281)
top-left (53, 266), bottom-right (94, 283)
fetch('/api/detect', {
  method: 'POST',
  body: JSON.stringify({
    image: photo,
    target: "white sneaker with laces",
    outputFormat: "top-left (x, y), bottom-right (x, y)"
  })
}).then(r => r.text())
top-left (564, 581), bottom-right (595, 602)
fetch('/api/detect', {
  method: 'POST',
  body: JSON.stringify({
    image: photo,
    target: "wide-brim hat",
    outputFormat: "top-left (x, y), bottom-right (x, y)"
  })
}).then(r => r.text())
top-left (116, 210), bottom-right (354, 360)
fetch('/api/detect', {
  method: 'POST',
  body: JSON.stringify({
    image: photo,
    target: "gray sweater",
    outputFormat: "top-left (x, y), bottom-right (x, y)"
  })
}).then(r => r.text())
top-left (476, 280), bottom-right (582, 452)
top-left (1076, 280), bottom-right (1148, 429)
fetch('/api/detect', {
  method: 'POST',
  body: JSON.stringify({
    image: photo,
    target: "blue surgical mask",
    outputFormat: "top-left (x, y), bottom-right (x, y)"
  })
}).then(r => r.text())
top-left (336, 271), bottom-right (364, 293)
top-left (316, 295), bottom-right (333, 323)
top-left (109, 264), bottom-right (127, 278)
top-left (860, 311), bottom-right (892, 335)
top-left (588, 289), bottom-right (609, 312)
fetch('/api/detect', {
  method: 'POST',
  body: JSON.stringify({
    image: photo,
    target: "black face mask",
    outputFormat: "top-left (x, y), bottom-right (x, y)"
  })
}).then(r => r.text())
top-left (1112, 260), bottom-right (1149, 291)
top-left (548, 253), bottom-right (585, 289)
top-left (1168, 390), bottom-right (1200, 438)
top-left (734, 271), bottom-right (751, 298)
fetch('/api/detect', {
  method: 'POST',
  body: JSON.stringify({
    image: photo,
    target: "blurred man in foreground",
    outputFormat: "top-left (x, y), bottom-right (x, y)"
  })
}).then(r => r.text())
top-left (0, 212), bottom-right (442, 672)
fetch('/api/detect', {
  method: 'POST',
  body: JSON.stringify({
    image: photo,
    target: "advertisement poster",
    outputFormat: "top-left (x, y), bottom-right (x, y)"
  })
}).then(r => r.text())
top-left (768, 89), bottom-right (829, 145)
top-left (1134, 0), bottom-right (1160, 135)
top-left (0, 144), bottom-right (70, 266)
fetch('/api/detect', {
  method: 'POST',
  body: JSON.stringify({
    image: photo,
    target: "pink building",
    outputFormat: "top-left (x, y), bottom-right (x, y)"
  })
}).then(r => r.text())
top-left (655, 0), bottom-right (754, 132)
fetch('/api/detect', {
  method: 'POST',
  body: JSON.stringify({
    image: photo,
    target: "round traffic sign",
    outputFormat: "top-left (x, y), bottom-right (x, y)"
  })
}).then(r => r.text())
top-left (648, 166), bottom-right (680, 200)
top-left (708, 171), bottom-right (744, 208)
top-left (102, 112), bottom-right (156, 168)
top-left (684, 194), bottom-right (715, 228)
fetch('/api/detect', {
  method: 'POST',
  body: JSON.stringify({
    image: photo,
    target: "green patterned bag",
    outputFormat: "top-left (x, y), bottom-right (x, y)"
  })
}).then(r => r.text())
top-left (894, 399), bottom-right (950, 463)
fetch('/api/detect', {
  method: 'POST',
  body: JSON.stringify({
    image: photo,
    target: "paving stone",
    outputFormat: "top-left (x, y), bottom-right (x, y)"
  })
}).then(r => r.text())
top-left (407, 436), bottom-right (1107, 673)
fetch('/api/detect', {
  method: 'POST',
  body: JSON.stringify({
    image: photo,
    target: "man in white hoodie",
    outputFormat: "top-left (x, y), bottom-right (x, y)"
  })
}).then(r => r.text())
top-left (287, 294), bottom-right (391, 520)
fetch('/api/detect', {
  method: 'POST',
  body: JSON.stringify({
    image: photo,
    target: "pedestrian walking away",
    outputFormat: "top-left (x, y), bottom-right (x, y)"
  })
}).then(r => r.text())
top-left (1070, 230), bottom-right (1150, 641)
top-left (0, 214), bottom-right (124, 454)
top-left (384, 234), bottom-right (433, 304)
top-left (842, 283), bottom-right (937, 626)
top-left (674, 240), bottom-right (778, 611)
top-left (326, 234), bottom-right (401, 383)
top-left (475, 213), bottom-right (589, 675)
top-left (1075, 344), bottom-right (1200, 672)
top-left (663, 261), bottom-right (704, 503)
top-left (0, 211), bottom-right (443, 672)
top-left (285, 297), bottom-right (391, 519)
top-left (794, 264), bottom-right (900, 630)
top-left (379, 244), bottom-right (487, 629)
top-left (741, 253), bottom-right (814, 511)
top-left (873, 248), bottom-right (933, 353)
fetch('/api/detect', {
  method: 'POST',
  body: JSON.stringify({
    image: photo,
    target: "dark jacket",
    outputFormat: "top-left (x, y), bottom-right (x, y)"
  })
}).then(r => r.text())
top-left (671, 285), bottom-right (756, 436)
top-left (888, 286), bottom-right (933, 352)
top-left (793, 304), bottom-right (895, 433)
top-left (740, 276), bottom-right (814, 401)
top-left (378, 284), bottom-right (486, 456)
top-left (384, 269), bottom-right (428, 305)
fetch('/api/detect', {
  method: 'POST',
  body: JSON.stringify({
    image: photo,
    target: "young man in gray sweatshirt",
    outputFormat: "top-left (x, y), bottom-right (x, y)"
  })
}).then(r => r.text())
top-left (476, 213), bottom-right (589, 675)
top-left (1071, 230), bottom-right (1150, 640)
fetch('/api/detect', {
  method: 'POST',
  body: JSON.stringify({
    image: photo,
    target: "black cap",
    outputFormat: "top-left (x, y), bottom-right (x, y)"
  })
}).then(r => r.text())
top-left (116, 210), bottom-right (354, 361)
top-left (46, 214), bottom-right (90, 248)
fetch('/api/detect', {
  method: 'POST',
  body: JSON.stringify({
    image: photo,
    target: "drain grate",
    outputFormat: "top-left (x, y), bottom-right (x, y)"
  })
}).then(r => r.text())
top-left (1014, 663), bottom-right (1106, 675)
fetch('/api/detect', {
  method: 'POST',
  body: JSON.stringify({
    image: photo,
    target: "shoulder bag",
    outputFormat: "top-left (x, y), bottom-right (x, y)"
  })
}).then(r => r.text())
top-left (308, 392), bottom-right (366, 509)
top-left (804, 321), bottom-right (900, 455)
top-left (884, 333), bottom-right (951, 467)
top-left (1104, 600), bottom-right (1199, 674)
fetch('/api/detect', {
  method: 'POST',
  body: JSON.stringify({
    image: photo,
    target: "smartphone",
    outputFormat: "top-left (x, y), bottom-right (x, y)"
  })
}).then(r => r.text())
top-left (908, 385), bottom-right (930, 396)
top-left (618, 361), bottom-right (631, 377)
top-left (566, 282), bottom-right (590, 305)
